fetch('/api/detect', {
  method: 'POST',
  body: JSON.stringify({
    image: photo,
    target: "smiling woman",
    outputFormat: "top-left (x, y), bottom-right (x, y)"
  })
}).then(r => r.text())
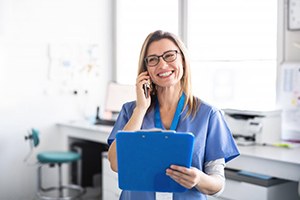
top-left (144, 39), bottom-right (184, 89)
top-left (107, 30), bottom-right (239, 200)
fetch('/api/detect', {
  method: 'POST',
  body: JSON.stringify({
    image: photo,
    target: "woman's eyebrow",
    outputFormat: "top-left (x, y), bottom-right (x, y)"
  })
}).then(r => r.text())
top-left (146, 53), bottom-right (157, 57)
top-left (146, 50), bottom-right (177, 57)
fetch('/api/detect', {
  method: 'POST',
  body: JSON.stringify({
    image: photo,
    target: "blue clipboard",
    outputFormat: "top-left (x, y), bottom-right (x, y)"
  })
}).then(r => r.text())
top-left (116, 130), bottom-right (194, 192)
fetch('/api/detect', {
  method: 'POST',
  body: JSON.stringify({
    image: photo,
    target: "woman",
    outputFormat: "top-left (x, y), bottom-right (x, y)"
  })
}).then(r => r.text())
top-left (107, 30), bottom-right (239, 200)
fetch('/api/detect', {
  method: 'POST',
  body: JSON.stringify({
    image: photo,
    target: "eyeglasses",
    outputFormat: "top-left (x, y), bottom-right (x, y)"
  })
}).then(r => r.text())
top-left (144, 50), bottom-right (180, 67)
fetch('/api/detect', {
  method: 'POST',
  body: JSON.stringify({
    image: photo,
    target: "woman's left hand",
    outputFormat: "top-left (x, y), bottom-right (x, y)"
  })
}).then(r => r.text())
top-left (166, 165), bottom-right (201, 189)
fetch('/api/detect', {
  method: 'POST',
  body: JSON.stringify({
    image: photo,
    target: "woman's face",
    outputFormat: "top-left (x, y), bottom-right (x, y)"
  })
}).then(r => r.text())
top-left (145, 39), bottom-right (184, 89)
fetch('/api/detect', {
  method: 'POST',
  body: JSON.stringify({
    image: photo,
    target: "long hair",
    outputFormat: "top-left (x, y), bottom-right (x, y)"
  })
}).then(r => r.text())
top-left (137, 30), bottom-right (199, 118)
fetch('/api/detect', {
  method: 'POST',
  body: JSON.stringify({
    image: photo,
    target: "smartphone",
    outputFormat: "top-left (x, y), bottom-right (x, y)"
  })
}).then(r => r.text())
top-left (143, 83), bottom-right (149, 98)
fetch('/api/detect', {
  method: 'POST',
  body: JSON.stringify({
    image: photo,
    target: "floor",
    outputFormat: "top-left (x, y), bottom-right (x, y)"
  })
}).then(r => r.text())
top-left (80, 187), bottom-right (102, 200)
top-left (33, 186), bottom-right (102, 200)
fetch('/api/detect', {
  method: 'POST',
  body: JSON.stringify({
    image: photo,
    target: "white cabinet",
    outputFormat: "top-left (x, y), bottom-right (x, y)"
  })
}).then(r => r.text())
top-left (218, 169), bottom-right (299, 200)
top-left (102, 152), bottom-right (121, 200)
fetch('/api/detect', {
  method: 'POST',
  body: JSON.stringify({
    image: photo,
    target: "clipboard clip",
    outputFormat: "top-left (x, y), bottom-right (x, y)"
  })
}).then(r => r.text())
top-left (137, 129), bottom-right (176, 133)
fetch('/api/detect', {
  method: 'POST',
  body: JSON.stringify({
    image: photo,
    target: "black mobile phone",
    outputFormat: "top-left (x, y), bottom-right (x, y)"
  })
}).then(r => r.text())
top-left (143, 83), bottom-right (149, 98)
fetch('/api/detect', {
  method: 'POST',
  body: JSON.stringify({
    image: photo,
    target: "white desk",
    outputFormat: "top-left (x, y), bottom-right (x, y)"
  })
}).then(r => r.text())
top-left (57, 121), bottom-right (112, 179)
top-left (57, 121), bottom-right (300, 197)
top-left (226, 145), bottom-right (300, 183)
top-left (225, 145), bottom-right (300, 199)
top-left (57, 120), bottom-right (112, 145)
top-left (57, 120), bottom-right (119, 199)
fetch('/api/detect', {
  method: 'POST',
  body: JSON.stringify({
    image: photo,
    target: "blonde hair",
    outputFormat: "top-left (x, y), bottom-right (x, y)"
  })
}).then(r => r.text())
top-left (137, 30), bottom-right (199, 118)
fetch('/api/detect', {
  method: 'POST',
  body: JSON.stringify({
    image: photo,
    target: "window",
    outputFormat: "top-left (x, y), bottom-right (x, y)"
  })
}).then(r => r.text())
top-left (187, 0), bottom-right (278, 109)
top-left (115, 0), bottom-right (278, 110)
top-left (115, 0), bottom-right (178, 84)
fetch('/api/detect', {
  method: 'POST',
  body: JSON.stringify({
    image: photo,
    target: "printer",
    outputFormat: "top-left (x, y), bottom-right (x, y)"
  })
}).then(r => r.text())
top-left (223, 109), bottom-right (282, 145)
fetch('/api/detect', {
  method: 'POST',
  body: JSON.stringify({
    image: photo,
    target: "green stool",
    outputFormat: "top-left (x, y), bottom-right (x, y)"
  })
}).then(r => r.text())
top-left (25, 128), bottom-right (85, 200)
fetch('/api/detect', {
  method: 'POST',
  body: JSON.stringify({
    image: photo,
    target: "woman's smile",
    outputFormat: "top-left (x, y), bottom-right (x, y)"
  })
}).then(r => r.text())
top-left (157, 70), bottom-right (174, 78)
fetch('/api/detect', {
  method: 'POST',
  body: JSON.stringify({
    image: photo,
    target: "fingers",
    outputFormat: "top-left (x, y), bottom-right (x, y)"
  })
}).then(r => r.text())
top-left (136, 72), bottom-right (149, 93)
top-left (135, 71), bottom-right (151, 109)
top-left (136, 71), bottom-right (150, 87)
top-left (166, 165), bottom-right (199, 189)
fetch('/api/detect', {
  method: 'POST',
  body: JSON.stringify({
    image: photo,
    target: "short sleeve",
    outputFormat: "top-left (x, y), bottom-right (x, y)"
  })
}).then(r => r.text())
top-left (107, 102), bottom-right (135, 146)
top-left (205, 110), bottom-right (240, 163)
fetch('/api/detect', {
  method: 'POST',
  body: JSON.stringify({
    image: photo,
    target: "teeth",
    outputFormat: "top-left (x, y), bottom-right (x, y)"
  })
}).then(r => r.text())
top-left (158, 71), bottom-right (172, 77)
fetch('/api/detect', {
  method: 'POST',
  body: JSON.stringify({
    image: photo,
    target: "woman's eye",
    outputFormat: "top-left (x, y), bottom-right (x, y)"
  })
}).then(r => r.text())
top-left (149, 57), bottom-right (158, 63)
top-left (164, 53), bottom-right (175, 60)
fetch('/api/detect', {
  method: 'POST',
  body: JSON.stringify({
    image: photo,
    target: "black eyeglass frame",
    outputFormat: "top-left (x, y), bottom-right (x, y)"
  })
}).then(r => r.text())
top-left (144, 50), bottom-right (180, 67)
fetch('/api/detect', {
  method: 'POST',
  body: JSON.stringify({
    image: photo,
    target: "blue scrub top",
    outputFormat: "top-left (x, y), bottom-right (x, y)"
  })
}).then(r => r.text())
top-left (107, 97), bottom-right (240, 200)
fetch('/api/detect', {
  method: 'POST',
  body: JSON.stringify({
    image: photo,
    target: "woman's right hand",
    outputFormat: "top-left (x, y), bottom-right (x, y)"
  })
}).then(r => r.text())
top-left (136, 71), bottom-right (152, 111)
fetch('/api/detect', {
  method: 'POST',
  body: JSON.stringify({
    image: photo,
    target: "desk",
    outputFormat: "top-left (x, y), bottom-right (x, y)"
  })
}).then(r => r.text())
top-left (226, 145), bottom-right (300, 199)
top-left (57, 120), bottom-right (112, 145)
top-left (57, 120), bottom-right (121, 199)
top-left (226, 145), bottom-right (300, 183)
top-left (57, 121), bottom-right (300, 198)
top-left (57, 122), bottom-right (112, 180)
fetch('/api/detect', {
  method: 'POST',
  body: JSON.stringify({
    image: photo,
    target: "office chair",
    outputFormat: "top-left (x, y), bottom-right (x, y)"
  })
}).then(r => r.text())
top-left (24, 128), bottom-right (85, 200)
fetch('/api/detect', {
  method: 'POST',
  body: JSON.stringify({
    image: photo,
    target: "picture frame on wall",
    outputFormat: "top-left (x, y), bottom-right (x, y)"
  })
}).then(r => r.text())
top-left (288, 0), bottom-right (300, 30)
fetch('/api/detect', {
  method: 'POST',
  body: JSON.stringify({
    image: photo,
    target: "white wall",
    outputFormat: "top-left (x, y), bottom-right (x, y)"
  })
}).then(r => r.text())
top-left (285, 31), bottom-right (300, 61)
top-left (0, 0), bottom-right (113, 199)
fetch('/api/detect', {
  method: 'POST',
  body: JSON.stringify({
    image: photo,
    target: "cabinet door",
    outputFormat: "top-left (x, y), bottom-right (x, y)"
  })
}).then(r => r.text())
top-left (102, 152), bottom-right (121, 200)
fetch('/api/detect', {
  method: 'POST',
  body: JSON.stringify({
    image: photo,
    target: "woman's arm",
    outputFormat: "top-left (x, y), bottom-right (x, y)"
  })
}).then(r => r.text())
top-left (107, 71), bottom-right (151, 172)
top-left (107, 107), bottom-right (147, 172)
top-left (166, 158), bottom-right (225, 195)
